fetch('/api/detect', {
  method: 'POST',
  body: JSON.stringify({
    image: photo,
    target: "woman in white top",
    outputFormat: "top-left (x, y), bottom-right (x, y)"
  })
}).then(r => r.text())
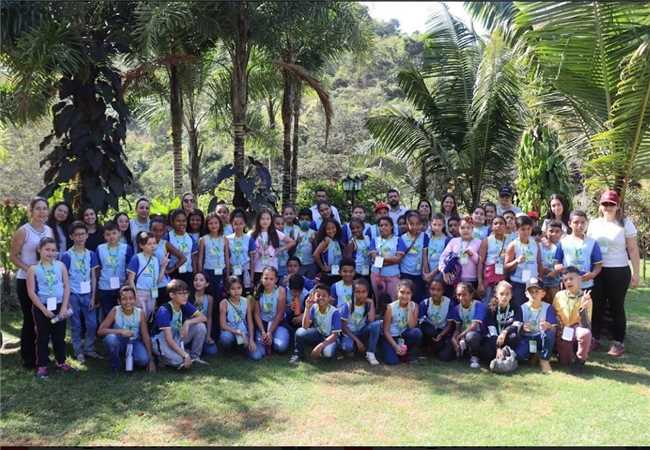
top-left (10, 197), bottom-right (54, 368)
top-left (541, 193), bottom-right (571, 235)
top-left (587, 190), bottom-right (641, 357)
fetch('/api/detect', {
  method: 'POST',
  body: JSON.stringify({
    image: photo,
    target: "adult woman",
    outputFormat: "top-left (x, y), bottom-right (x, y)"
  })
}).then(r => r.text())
top-left (181, 192), bottom-right (196, 217)
top-left (587, 190), bottom-right (640, 357)
top-left (80, 206), bottom-right (104, 251)
top-left (541, 194), bottom-right (571, 235)
top-left (47, 201), bottom-right (73, 255)
top-left (9, 197), bottom-right (54, 368)
top-left (417, 199), bottom-right (433, 235)
top-left (440, 193), bottom-right (458, 236)
top-left (129, 197), bottom-right (151, 246)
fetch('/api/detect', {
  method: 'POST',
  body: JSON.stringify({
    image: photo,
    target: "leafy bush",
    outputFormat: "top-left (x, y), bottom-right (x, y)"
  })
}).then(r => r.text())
top-left (1, 200), bottom-right (28, 297)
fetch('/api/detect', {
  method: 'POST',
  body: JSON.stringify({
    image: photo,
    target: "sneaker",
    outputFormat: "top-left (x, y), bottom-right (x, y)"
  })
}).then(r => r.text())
top-left (191, 357), bottom-right (209, 365)
top-left (75, 353), bottom-right (86, 363)
top-left (539, 359), bottom-right (552, 374)
top-left (85, 350), bottom-right (104, 360)
top-left (591, 337), bottom-right (601, 352)
top-left (469, 356), bottom-right (480, 369)
top-left (56, 362), bottom-right (74, 373)
top-left (607, 341), bottom-right (625, 357)
top-left (365, 352), bottom-right (380, 366)
top-left (36, 367), bottom-right (49, 379)
top-left (289, 354), bottom-right (301, 364)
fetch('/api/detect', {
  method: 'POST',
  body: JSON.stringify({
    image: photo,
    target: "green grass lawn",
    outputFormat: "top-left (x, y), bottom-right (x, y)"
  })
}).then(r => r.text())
top-left (2, 288), bottom-right (650, 446)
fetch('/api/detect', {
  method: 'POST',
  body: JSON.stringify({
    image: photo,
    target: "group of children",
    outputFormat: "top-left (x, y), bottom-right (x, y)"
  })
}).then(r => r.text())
top-left (19, 190), bottom-right (603, 378)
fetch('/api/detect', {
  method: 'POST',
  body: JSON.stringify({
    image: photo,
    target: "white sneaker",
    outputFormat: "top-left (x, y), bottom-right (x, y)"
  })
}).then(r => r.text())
top-left (470, 356), bottom-right (480, 369)
top-left (191, 356), bottom-right (209, 365)
top-left (75, 353), bottom-right (85, 363)
top-left (365, 352), bottom-right (379, 366)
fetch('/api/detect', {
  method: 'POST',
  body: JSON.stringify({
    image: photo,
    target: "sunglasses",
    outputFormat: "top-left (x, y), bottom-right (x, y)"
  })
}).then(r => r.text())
top-left (601, 202), bottom-right (616, 207)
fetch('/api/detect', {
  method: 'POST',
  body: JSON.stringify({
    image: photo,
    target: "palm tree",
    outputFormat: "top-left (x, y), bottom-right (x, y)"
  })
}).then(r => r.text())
top-left (367, 4), bottom-right (523, 211)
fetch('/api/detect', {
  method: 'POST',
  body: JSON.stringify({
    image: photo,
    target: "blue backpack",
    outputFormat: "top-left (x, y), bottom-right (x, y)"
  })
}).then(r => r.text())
top-left (442, 252), bottom-right (462, 288)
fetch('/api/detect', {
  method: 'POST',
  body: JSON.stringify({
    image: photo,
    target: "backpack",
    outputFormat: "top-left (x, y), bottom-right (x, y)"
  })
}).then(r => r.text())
top-left (442, 252), bottom-right (462, 288)
top-left (150, 302), bottom-right (173, 337)
top-left (489, 345), bottom-right (518, 374)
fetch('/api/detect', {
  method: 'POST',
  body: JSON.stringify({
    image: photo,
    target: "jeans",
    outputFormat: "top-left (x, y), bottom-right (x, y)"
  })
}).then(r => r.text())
top-left (463, 330), bottom-right (483, 358)
top-left (380, 327), bottom-right (423, 365)
top-left (205, 271), bottom-right (224, 304)
top-left (515, 330), bottom-right (556, 361)
top-left (340, 320), bottom-right (381, 354)
top-left (98, 289), bottom-right (119, 318)
top-left (33, 304), bottom-right (67, 367)
top-left (293, 327), bottom-right (338, 359)
top-left (203, 340), bottom-right (218, 357)
top-left (479, 330), bottom-right (521, 362)
top-left (592, 266), bottom-right (631, 342)
top-left (260, 321), bottom-right (290, 354)
top-left (219, 330), bottom-right (265, 360)
top-left (371, 273), bottom-right (400, 306)
top-left (103, 334), bottom-right (150, 370)
top-left (419, 322), bottom-right (456, 361)
top-left (152, 323), bottom-right (207, 366)
top-left (69, 293), bottom-right (97, 355)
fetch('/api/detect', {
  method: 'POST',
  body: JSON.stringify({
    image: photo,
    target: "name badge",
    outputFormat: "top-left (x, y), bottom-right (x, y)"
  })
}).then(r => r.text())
top-left (233, 265), bottom-right (243, 276)
top-left (561, 326), bottom-right (575, 341)
top-left (521, 269), bottom-right (532, 282)
top-left (79, 281), bottom-right (91, 294)
top-left (529, 339), bottom-right (538, 353)
top-left (151, 288), bottom-right (159, 299)
top-left (495, 262), bottom-right (504, 275)
top-left (373, 256), bottom-right (384, 268)
top-left (460, 254), bottom-right (469, 265)
top-left (214, 267), bottom-right (224, 275)
top-left (488, 325), bottom-right (498, 337)
top-left (361, 265), bottom-right (370, 276)
top-left (235, 333), bottom-right (245, 345)
top-left (110, 276), bottom-right (120, 289)
top-left (330, 265), bottom-right (340, 276)
top-left (46, 297), bottom-right (57, 311)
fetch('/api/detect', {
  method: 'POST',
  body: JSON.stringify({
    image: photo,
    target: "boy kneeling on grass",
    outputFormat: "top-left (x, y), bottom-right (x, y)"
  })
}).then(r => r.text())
top-left (552, 266), bottom-right (593, 373)
top-left (289, 283), bottom-right (341, 364)
top-left (151, 279), bottom-right (208, 369)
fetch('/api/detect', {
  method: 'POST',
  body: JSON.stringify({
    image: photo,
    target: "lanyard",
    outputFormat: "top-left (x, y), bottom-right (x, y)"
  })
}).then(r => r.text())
top-left (40, 262), bottom-right (56, 290)
top-left (496, 305), bottom-right (511, 334)
top-left (107, 245), bottom-right (120, 269)
top-left (460, 303), bottom-right (474, 329)
top-left (72, 249), bottom-right (88, 276)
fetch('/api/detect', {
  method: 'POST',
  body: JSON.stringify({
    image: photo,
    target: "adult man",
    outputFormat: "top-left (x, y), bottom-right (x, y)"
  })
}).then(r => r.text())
top-left (310, 189), bottom-right (341, 230)
top-left (387, 189), bottom-right (408, 235)
top-left (496, 186), bottom-right (523, 216)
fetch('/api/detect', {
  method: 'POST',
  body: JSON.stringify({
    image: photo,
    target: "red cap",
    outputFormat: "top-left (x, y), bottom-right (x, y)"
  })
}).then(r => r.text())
top-left (527, 210), bottom-right (539, 220)
top-left (374, 202), bottom-right (389, 213)
top-left (600, 190), bottom-right (620, 205)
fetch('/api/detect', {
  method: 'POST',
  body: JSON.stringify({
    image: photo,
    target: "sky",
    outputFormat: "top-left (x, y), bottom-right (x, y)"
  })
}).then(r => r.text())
top-left (362, 1), bottom-right (482, 35)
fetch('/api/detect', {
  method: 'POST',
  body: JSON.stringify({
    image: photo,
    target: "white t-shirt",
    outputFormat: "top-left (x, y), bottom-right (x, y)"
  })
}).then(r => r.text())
top-left (496, 204), bottom-right (522, 217)
top-left (587, 217), bottom-right (637, 267)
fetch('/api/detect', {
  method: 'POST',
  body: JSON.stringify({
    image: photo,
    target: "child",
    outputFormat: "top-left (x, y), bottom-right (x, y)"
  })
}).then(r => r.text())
top-left (418, 279), bottom-right (457, 361)
top-left (480, 281), bottom-right (522, 363)
top-left (540, 220), bottom-right (563, 303)
top-left (167, 209), bottom-right (198, 287)
top-left (96, 221), bottom-right (134, 317)
top-left (151, 279), bottom-right (208, 369)
top-left (477, 216), bottom-right (508, 303)
top-left (226, 211), bottom-right (252, 291)
top-left (282, 205), bottom-right (300, 242)
top-left (273, 214), bottom-right (290, 279)
top-left (151, 215), bottom-right (186, 305)
top-left (295, 208), bottom-right (318, 278)
top-left (192, 272), bottom-right (218, 357)
top-left (399, 211), bottom-right (429, 303)
top-left (366, 202), bottom-right (390, 241)
top-left (484, 202), bottom-right (497, 225)
top-left (219, 276), bottom-right (263, 359)
top-left (552, 267), bottom-right (593, 372)
top-left (290, 283), bottom-right (342, 363)
top-left (129, 197), bottom-right (151, 249)
top-left (516, 278), bottom-right (557, 373)
top-left (438, 216), bottom-right (481, 290)
top-left (339, 278), bottom-right (381, 365)
top-left (330, 258), bottom-right (356, 307)
top-left (215, 203), bottom-right (234, 235)
top-left (343, 205), bottom-right (372, 242)
top-left (187, 209), bottom-right (205, 243)
top-left (446, 215), bottom-right (461, 238)
top-left (60, 221), bottom-right (100, 362)
top-left (396, 214), bottom-right (408, 236)
top-left (252, 267), bottom-right (290, 355)
top-left (505, 215), bottom-right (542, 307)
top-left (502, 210), bottom-right (518, 245)
top-left (284, 273), bottom-right (311, 337)
top-left (450, 282), bottom-right (487, 369)
top-left (198, 212), bottom-right (230, 301)
top-left (249, 208), bottom-right (295, 286)
top-left (280, 256), bottom-right (316, 290)
top-left (423, 213), bottom-right (449, 285)
top-left (97, 286), bottom-right (156, 373)
top-left (127, 231), bottom-right (168, 320)
top-left (380, 279), bottom-right (422, 365)
top-left (368, 217), bottom-right (407, 307)
top-left (27, 237), bottom-right (72, 378)
top-left (313, 218), bottom-right (345, 285)
top-left (114, 211), bottom-right (132, 247)
top-left (554, 210), bottom-right (603, 291)
top-left (472, 206), bottom-right (489, 240)
top-left (343, 218), bottom-right (372, 282)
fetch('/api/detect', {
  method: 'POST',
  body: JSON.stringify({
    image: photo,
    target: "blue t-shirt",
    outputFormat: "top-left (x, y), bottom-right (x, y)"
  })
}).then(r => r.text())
top-left (427, 235), bottom-right (449, 272)
top-left (34, 261), bottom-right (65, 304)
top-left (339, 301), bottom-right (372, 334)
top-left (520, 301), bottom-right (558, 336)
top-left (453, 300), bottom-right (487, 334)
top-left (226, 233), bottom-right (251, 269)
top-left (400, 232), bottom-right (429, 275)
top-left (97, 243), bottom-right (133, 291)
top-left (369, 235), bottom-right (407, 277)
top-left (418, 296), bottom-right (458, 329)
top-left (201, 235), bottom-right (227, 272)
top-left (308, 304), bottom-right (342, 336)
top-left (61, 248), bottom-right (99, 294)
top-left (539, 241), bottom-right (560, 288)
top-left (155, 302), bottom-right (199, 338)
top-left (127, 252), bottom-right (160, 291)
top-left (294, 228), bottom-right (315, 266)
top-left (330, 280), bottom-right (353, 308)
top-left (554, 236), bottom-right (602, 289)
top-left (167, 231), bottom-right (198, 273)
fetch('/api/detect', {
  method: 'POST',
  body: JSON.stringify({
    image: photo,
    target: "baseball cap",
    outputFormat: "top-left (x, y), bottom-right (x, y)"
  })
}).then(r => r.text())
top-left (599, 190), bottom-right (620, 205)
top-left (499, 186), bottom-right (514, 197)
top-left (527, 211), bottom-right (539, 220)
top-left (374, 202), bottom-right (389, 213)
top-left (526, 277), bottom-right (543, 291)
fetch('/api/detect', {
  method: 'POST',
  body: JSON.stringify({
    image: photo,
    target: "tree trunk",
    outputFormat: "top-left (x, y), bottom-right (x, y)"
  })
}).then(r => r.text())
top-left (267, 96), bottom-right (276, 129)
top-left (281, 66), bottom-right (294, 207)
top-left (170, 64), bottom-right (184, 197)
top-left (290, 83), bottom-right (302, 203)
top-left (230, 1), bottom-right (251, 209)
top-left (417, 156), bottom-right (427, 200)
top-left (187, 125), bottom-right (200, 198)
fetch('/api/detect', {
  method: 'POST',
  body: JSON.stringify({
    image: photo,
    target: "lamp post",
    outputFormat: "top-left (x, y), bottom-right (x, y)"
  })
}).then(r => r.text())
top-left (342, 175), bottom-right (364, 209)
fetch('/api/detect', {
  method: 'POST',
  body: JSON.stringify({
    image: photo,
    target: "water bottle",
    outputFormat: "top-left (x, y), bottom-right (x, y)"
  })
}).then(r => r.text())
top-left (50, 308), bottom-right (73, 324)
top-left (125, 339), bottom-right (134, 372)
